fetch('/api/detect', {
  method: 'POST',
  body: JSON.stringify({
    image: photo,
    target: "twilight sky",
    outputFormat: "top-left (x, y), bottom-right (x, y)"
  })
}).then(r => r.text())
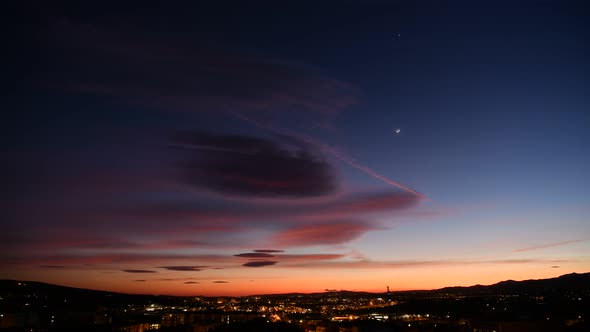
top-left (4, 0), bottom-right (590, 296)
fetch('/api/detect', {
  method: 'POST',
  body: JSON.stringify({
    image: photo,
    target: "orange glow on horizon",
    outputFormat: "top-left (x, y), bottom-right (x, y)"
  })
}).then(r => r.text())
top-left (5, 262), bottom-right (588, 297)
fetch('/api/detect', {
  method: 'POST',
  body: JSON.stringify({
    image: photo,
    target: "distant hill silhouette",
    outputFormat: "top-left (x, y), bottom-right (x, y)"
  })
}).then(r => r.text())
top-left (0, 279), bottom-right (179, 310)
top-left (434, 272), bottom-right (590, 296)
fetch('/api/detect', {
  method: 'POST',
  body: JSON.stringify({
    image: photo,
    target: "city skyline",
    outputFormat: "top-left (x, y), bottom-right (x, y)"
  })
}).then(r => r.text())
top-left (4, 0), bottom-right (590, 296)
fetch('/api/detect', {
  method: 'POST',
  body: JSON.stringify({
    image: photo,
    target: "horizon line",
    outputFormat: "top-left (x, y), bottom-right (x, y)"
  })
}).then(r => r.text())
top-left (2, 271), bottom-right (586, 298)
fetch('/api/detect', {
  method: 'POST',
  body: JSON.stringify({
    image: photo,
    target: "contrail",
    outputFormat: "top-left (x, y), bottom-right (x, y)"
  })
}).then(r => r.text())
top-left (512, 239), bottom-right (588, 253)
top-left (230, 112), bottom-right (431, 201)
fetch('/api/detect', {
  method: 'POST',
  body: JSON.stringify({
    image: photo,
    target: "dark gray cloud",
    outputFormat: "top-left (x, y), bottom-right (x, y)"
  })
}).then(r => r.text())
top-left (174, 132), bottom-right (337, 197)
top-left (234, 253), bottom-right (275, 258)
top-left (254, 249), bottom-right (284, 253)
top-left (39, 265), bottom-right (66, 269)
top-left (122, 269), bottom-right (157, 273)
top-left (184, 281), bottom-right (200, 284)
top-left (159, 266), bottom-right (207, 271)
top-left (134, 279), bottom-right (146, 282)
top-left (243, 261), bottom-right (278, 268)
top-left (213, 280), bottom-right (229, 283)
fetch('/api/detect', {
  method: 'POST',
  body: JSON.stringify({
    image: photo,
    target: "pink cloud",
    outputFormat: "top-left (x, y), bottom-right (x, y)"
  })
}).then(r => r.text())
top-left (4, 190), bottom-right (429, 259)
top-left (271, 222), bottom-right (375, 247)
top-left (277, 254), bottom-right (347, 262)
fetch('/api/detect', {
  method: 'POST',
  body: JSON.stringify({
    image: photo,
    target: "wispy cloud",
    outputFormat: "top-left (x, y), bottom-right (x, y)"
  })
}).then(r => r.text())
top-left (276, 254), bottom-right (346, 262)
top-left (234, 253), bottom-right (276, 258)
top-left (512, 239), bottom-right (588, 253)
top-left (4, 190), bottom-right (426, 261)
top-left (4, 17), bottom-right (436, 271)
top-left (279, 258), bottom-right (573, 269)
top-left (157, 278), bottom-right (199, 282)
top-left (159, 266), bottom-right (208, 271)
top-left (45, 19), bottom-right (357, 124)
top-left (13, 253), bottom-right (231, 267)
top-left (122, 269), bottom-right (157, 274)
top-left (234, 251), bottom-right (346, 269)
top-left (271, 221), bottom-right (376, 247)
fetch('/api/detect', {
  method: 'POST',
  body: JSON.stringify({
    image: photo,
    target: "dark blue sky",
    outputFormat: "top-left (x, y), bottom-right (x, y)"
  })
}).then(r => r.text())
top-left (4, 0), bottom-right (590, 295)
